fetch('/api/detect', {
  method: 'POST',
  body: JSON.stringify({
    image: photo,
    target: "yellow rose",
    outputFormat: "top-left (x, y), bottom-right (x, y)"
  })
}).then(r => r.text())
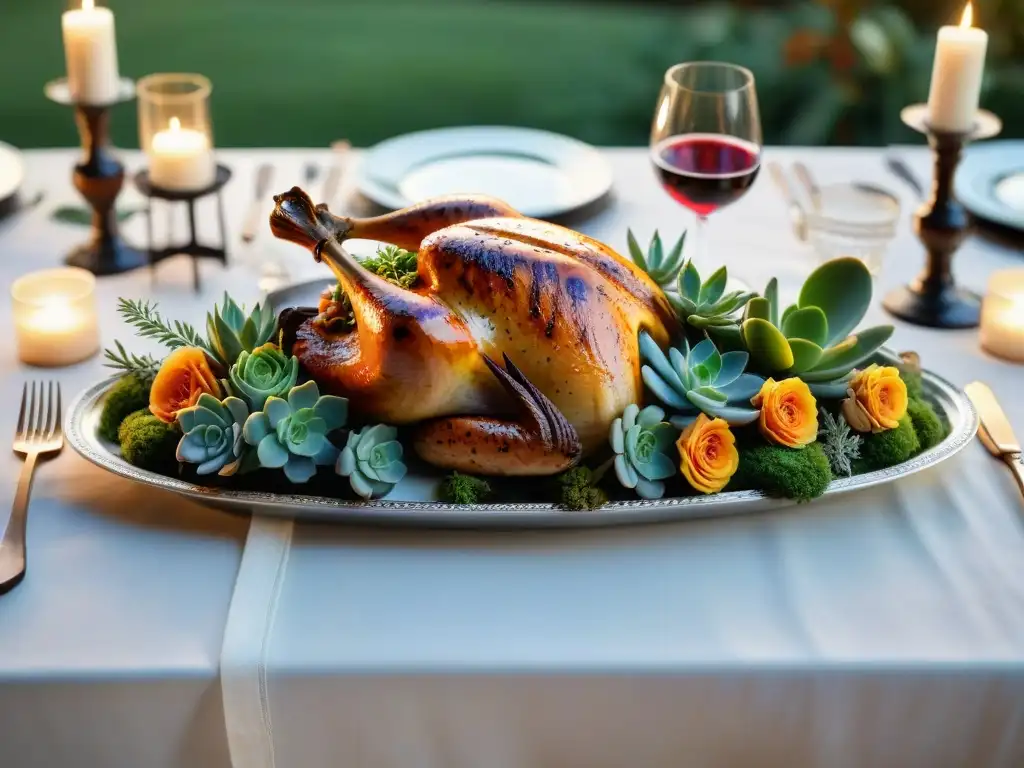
top-left (751, 377), bottom-right (818, 448)
top-left (841, 364), bottom-right (907, 433)
top-left (677, 414), bottom-right (739, 494)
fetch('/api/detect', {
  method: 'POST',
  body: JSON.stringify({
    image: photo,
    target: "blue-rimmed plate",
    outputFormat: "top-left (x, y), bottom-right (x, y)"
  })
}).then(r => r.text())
top-left (956, 140), bottom-right (1024, 232)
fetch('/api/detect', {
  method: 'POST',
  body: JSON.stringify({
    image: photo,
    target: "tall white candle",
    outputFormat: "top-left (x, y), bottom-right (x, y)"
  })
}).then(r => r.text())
top-left (61, 0), bottom-right (120, 105)
top-left (148, 117), bottom-right (216, 192)
top-left (927, 2), bottom-right (988, 133)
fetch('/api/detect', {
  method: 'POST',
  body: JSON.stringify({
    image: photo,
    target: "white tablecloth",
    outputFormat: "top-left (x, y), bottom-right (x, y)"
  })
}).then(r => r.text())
top-left (0, 147), bottom-right (1023, 768)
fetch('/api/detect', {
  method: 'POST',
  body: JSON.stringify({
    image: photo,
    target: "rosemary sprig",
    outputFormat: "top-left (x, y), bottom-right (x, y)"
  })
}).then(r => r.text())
top-left (102, 340), bottom-right (162, 383)
top-left (116, 297), bottom-right (211, 353)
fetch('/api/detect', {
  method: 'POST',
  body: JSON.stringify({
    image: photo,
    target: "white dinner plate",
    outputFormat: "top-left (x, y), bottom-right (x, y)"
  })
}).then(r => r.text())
top-left (955, 140), bottom-right (1024, 232)
top-left (0, 141), bottom-right (25, 209)
top-left (356, 126), bottom-right (613, 218)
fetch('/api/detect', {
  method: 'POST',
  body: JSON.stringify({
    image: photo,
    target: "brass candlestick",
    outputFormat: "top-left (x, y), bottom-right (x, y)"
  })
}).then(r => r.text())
top-left (882, 104), bottom-right (1002, 328)
top-left (45, 78), bottom-right (146, 276)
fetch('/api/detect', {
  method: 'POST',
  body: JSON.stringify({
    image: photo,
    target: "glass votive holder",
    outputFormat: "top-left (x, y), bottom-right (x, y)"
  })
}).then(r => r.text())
top-left (980, 269), bottom-right (1024, 363)
top-left (137, 72), bottom-right (215, 192)
top-left (11, 268), bottom-right (100, 367)
top-left (806, 183), bottom-right (901, 275)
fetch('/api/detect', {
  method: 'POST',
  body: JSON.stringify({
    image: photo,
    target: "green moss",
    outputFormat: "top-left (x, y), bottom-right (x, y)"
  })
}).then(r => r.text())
top-left (439, 472), bottom-right (491, 504)
top-left (558, 466), bottom-right (609, 510)
top-left (906, 397), bottom-right (945, 451)
top-left (901, 368), bottom-right (924, 400)
top-left (98, 375), bottom-right (150, 442)
top-left (119, 412), bottom-right (179, 471)
top-left (734, 443), bottom-right (832, 501)
top-left (853, 416), bottom-right (920, 473)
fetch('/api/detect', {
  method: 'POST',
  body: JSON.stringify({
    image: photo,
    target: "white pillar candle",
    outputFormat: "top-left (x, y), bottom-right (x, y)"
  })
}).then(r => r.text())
top-left (927, 2), bottom-right (988, 133)
top-left (148, 117), bottom-right (216, 192)
top-left (61, 0), bottom-right (120, 105)
top-left (980, 269), bottom-right (1024, 363)
top-left (11, 269), bottom-right (100, 368)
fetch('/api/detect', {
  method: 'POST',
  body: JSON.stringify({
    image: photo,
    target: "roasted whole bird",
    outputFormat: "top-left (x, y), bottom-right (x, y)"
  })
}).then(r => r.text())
top-left (270, 188), bottom-right (677, 476)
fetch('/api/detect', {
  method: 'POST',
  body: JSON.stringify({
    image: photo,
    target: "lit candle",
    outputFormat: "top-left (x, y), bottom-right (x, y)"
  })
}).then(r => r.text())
top-left (980, 269), bottom-right (1024, 363)
top-left (148, 117), bottom-right (216, 192)
top-left (61, 0), bottom-right (120, 105)
top-left (927, 2), bottom-right (988, 133)
top-left (11, 269), bottom-right (100, 367)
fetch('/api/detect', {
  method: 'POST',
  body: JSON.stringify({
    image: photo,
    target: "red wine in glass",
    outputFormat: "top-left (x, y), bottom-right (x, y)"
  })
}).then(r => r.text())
top-left (652, 134), bottom-right (761, 217)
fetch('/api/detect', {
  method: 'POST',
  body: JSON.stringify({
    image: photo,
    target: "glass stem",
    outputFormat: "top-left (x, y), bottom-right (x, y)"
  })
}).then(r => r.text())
top-left (691, 214), bottom-right (709, 270)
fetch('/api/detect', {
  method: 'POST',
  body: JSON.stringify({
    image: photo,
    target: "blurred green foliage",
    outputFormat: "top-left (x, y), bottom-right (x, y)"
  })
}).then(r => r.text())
top-left (0, 0), bottom-right (1019, 148)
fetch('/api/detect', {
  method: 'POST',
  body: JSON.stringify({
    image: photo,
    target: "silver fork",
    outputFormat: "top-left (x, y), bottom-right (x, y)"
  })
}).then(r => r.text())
top-left (0, 382), bottom-right (63, 594)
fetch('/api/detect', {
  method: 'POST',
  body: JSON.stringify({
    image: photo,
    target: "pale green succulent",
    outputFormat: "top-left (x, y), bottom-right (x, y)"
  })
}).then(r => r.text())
top-left (740, 258), bottom-right (894, 397)
top-left (627, 229), bottom-right (687, 287)
top-left (176, 393), bottom-right (253, 476)
top-left (639, 331), bottom-right (763, 428)
top-left (206, 293), bottom-right (277, 368)
top-left (229, 343), bottom-right (299, 411)
top-left (242, 380), bottom-right (347, 484)
top-left (336, 424), bottom-right (407, 499)
top-left (671, 260), bottom-right (756, 347)
top-left (609, 403), bottom-right (677, 499)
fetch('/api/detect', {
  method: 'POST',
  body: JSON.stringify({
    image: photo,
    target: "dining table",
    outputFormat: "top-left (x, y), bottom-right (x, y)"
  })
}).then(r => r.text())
top-left (0, 145), bottom-right (1023, 768)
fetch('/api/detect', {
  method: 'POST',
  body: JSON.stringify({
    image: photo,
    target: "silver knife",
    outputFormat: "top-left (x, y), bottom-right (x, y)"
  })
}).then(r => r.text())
top-left (965, 381), bottom-right (1024, 498)
top-left (240, 163), bottom-right (274, 244)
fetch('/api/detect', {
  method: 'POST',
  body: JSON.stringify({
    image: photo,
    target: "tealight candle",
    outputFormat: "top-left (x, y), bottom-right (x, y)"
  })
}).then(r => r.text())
top-left (980, 269), bottom-right (1024, 363)
top-left (927, 2), bottom-right (988, 133)
top-left (61, 0), bottom-right (120, 105)
top-left (148, 116), bottom-right (216, 191)
top-left (11, 268), bottom-right (100, 367)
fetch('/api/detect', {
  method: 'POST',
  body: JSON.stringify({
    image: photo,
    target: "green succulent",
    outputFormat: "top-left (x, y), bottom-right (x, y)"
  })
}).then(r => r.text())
top-left (336, 424), bottom-right (408, 499)
top-left (609, 403), bottom-right (677, 499)
top-left (206, 293), bottom-right (277, 369)
top-left (740, 258), bottom-right (894, 398)
top-left (627, 229), bottom-right (687, 287)
top-left (671, 260), bottom-right (757, 347)
top-left (176, 393), bottom-right (253, 476)
top-left (639, 331), bottom-right (763, 428)
top-left (229, 343), bottom-right (299, 411)
top-left (242, 380), bottom-right (348, 484)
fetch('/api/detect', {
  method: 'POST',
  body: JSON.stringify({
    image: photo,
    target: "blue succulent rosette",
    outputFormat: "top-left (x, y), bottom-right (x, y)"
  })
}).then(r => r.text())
top-left (242, 380), bottom-right (348, 484)
top-left (176, 393), bottom-right (253, 476)
top-left (609, 403), bottom-right (677, 500)
top-left (336, 424), bottom-right (408, 499)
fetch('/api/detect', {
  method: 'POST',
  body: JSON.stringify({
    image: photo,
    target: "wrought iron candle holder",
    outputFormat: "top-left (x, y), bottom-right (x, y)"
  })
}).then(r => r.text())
top-left (134, 165), bottom-right (232, 292)
top-left (45, 77), bottom-right (146, 276)
top-left (882, 104), bottom-right (1002, 329)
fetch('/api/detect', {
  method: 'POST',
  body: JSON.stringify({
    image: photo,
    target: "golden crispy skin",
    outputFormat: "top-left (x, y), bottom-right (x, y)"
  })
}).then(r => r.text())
top-left (274, 191), bottom-right (676, 461)
top-left (413, 417), bottom-right (579, 475)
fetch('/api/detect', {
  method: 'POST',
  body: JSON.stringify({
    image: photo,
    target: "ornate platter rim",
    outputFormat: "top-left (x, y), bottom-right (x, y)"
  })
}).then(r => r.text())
top-left (64, 367), bottom-right (978, 528)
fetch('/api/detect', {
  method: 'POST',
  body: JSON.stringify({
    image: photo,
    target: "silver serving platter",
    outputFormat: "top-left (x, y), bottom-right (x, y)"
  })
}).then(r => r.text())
top-left (66, 367), bottom-right (977, 529)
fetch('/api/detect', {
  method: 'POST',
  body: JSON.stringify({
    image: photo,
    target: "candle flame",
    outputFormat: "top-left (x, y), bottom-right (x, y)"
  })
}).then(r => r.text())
top-left (82, 0), bottom-right (94, 10)
top-left (960, 1), bottom-right (973, 29)
top-left (169, 116), bottom-right (181, 132)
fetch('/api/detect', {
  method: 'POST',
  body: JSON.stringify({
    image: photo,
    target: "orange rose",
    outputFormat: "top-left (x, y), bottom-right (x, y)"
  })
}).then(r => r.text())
top-left (841, 364), bottom-right (907, 433)
top-left (751, 377), bottom-right (818, 448)
top-left (677, 414), bottom-right (739, 494)
top-left (149, 347), bottom-right (222, 423)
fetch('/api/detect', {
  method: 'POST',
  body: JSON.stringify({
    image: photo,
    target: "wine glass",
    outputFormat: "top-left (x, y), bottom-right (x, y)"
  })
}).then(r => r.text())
top-left (650, 62), bottom-right (763, 275)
